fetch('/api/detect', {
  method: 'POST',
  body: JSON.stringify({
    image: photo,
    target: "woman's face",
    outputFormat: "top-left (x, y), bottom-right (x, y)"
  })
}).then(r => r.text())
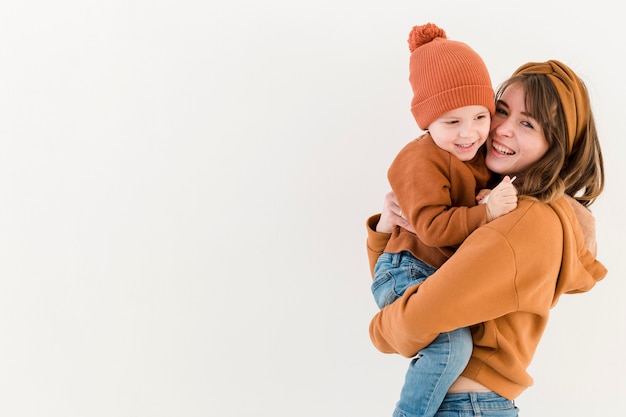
top-left (485, 82), bottom-right (549, 177)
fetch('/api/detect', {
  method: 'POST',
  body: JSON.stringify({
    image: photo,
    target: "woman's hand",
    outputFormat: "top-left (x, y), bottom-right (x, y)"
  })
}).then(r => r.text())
top-left (376, 192), bottom-right (416, 234)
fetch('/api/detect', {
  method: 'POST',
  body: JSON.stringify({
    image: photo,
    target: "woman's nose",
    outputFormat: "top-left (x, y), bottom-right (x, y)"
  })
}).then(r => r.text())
top-left (494, 119), bottom-right (512, 137)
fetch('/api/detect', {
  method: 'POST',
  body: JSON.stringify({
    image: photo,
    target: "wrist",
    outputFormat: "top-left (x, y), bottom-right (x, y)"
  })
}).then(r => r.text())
top-left (486, 205), bottom-right (495, 222)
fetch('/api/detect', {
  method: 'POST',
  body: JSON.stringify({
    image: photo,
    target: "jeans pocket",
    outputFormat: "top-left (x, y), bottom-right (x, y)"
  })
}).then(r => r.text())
top-left (371, 272), bottom-right (398, 309)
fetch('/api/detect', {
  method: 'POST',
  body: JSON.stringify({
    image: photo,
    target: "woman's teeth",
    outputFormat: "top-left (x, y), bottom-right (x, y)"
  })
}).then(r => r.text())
top-left (493, 143), bottom-right (515, 155)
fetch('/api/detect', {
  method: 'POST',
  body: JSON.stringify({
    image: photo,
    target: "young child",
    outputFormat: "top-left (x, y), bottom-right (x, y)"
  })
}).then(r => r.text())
top-left (370, 23), bottom-right (517, 417)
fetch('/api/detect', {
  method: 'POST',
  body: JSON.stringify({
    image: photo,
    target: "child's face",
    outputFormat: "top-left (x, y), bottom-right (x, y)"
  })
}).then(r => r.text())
top-left (428, 105), bottom-right (490, 161)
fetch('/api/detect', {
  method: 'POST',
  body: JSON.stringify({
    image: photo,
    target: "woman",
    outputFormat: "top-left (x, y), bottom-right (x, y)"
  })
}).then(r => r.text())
top-left (366, 60), bottom-right (606, 416)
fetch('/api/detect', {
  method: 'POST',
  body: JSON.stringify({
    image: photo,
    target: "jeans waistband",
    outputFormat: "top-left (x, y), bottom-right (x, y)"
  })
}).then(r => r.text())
top-left (439, 391), bottom-right (515, 412)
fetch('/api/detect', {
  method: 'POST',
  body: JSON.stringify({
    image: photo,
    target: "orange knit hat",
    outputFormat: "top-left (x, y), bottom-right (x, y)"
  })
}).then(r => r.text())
top-left (408, 23), bottom-right (495, 130)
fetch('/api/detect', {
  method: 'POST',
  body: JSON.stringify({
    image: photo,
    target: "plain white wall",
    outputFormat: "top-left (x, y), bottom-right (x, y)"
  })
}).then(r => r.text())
top-left (0, 1), bottom-right (623, 416)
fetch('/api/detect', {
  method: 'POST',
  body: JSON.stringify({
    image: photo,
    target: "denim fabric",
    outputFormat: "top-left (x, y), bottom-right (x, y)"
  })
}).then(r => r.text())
top-left (434, 392), bottom-right (518, 416)
top-left (393, 327), bottom-right (473, 417)
top-left (372, 252), bottom-right (472, 417)
top-left (372, 251), bottom-right (436, 310)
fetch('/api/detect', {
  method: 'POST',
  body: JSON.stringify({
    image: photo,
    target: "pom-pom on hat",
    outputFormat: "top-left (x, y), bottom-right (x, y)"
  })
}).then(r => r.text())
top-left (408, 23), bottom-right (495, 130)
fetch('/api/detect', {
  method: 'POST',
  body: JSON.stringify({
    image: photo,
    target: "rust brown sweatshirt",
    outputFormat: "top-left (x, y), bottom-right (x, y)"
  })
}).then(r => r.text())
top-left (385, 133), bottom-right (491, 269)
top-left (366, 197), bottom-right (607, 399)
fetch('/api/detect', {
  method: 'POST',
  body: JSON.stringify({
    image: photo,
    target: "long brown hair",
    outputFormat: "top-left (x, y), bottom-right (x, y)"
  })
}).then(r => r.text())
top-left (495, 73), bottom-right (604, 207)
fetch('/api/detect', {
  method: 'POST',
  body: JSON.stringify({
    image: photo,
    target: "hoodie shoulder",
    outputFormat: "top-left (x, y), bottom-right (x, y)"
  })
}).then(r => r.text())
top-left (561, 195), bottom-right (597, 256)
top-left (548, 197), bottom-right (607, 303)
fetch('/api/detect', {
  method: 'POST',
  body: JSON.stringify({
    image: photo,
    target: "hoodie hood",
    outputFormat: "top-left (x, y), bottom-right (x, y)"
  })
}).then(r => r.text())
top-left (548, 197), bottom-right (607, 306)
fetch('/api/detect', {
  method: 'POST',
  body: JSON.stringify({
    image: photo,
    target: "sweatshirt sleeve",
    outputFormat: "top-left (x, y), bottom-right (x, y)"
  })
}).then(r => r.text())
top-left (369, 226), bottom-right (519, 357)
top-left (388, 140), bottom-right (487, 248)
top-left (366, 214), bottom-right (391, 278)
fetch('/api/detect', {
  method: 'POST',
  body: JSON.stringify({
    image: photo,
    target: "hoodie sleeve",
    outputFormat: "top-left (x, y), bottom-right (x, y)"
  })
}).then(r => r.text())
top-left (365, 214), bottom-right (392, 278)
top-left (368, 198), bottom-right (607, 358)
top-left (369, 225), bottom-right (520, 357)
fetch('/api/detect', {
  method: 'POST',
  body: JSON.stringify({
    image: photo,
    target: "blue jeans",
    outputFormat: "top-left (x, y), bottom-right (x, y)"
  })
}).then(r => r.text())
top-left (372, 252), bottom-right (473, 417)
top-left (434, 392), bottom-right (518, 416)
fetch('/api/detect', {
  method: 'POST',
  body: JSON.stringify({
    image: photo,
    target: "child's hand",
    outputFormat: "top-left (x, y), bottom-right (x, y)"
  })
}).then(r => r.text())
top-left (476, 189), bottom-right (491, 204)
top-left (486, 176), bottom-right (518, 221)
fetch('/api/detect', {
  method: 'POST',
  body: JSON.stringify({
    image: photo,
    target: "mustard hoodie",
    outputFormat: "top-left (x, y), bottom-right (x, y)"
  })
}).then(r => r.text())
top-left (366, 197), bottom-right (607, 399)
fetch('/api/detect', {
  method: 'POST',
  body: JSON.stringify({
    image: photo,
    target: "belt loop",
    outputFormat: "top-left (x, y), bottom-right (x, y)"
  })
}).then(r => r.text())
top-left (391, 252), bottom-right (401, 267)
top-left (469, 392), bottom-right (481, 416)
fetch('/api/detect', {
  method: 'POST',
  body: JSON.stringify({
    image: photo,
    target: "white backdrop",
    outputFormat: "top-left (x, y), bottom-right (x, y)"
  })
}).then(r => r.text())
top-left (0, 1), bottom-right (623, 416)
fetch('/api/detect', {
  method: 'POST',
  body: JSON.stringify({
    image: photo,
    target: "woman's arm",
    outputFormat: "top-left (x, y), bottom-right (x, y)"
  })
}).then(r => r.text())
top-left (369, 225), bottom-right (521, 357)
top-left (368, 200), bottom-right (573, 358)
